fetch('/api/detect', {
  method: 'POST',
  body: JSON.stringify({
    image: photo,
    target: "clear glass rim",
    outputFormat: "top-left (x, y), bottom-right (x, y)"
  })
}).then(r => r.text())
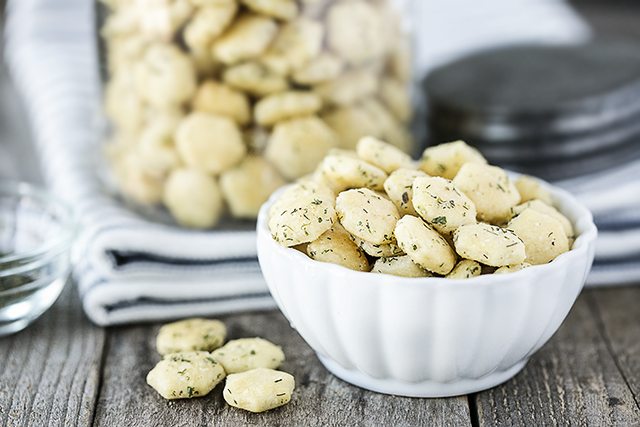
top-left (0, 181), bottom-right (77, 270)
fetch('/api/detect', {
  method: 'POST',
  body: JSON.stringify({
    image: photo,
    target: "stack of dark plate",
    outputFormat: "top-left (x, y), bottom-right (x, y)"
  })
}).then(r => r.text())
top-left (424, 41), bottom-right (640, 181)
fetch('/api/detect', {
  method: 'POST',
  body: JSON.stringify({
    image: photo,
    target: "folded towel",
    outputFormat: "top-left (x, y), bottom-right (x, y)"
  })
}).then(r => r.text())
top-left (6, 0), bottom-right (616, 326)
top-left (558, 158), bottom-right (640, 286)
top-left (3, 0), bottom-right (276, 326)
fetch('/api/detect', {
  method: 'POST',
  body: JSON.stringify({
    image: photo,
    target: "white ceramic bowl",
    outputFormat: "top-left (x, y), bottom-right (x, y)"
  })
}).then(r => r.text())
top-left (257, 182), bottom-right (597, 397)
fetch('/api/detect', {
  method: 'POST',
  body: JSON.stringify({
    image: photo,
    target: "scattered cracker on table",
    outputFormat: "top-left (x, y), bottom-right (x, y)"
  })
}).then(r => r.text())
top-left (156, 318), bottom-right (227, 355)
top-left (224, 368), bottom-right (295, 413)
top-left (146, 351), bottom-right (226, 400)
top-left (213, 337), bottom-right (285, 374)
top-left (147, 318), bottom-right (296, 413)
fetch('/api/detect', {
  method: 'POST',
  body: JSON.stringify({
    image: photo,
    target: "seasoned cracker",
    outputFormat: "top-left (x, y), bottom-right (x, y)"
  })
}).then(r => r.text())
top-left (223, 369), bottom-right (295, 413)
top-left (268, 181), bottom-right (336, 246)
top-left (507, 208), bottom-right (569, 265)
top-left (156, 318), bottom-right (226, 355)
top-left (371, 255), bottom-right (431, 278)
top-left (307, 224), bottom-right (370, 271)
top-left (412, 176), bottom-right (477, 235)
top-left (147, 351), bottom-right (226, 400)
top-left (383, 168), bottom-right (428, 217)
top-left (446, 259), bottom-right (482, 279)
top-left (453, 222), bottom-right (526, 267)
top-left (213, 337), bottom-right (285, 374)
top-left (336, 188), bottom-right (400, 245)
top-left (453, 163), bottom-right (520, 224)
top-left (394, 215), bottom-right (457, 275)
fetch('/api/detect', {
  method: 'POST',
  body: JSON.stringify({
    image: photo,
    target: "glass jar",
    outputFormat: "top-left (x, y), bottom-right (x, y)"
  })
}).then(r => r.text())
top-left (97, 0), bottom-right (414, 229)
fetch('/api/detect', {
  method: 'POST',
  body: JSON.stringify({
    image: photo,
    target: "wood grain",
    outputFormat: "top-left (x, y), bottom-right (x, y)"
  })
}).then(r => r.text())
top-left (93, 311), bottom-right (472, 427)
top-left (474, 291), bottom-right (640, 426)
top-left (0, 285), bottom-right (106, 427)
top-left (589, 287), bottom-right (640, 407)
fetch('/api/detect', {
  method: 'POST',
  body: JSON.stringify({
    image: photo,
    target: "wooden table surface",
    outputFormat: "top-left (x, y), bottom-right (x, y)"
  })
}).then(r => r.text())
top-left (1, 2), bottom-right (640, 426)
top-left (0, 285), bottom-right (638, 426)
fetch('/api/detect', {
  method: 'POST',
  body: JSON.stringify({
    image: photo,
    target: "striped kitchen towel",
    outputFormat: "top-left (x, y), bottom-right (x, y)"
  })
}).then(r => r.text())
top-left (6, 0), bottom-right (614, 326)
top-left (3, 0), bottom-right (276, 325)
top-left (560, 159), bottom-right (640, 286)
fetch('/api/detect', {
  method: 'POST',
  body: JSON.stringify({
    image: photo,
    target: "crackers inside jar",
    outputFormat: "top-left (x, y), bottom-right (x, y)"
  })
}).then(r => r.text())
top-left (265, 116), bottom-right (340, 180)
top-left (101, 0), bottom-right (416, 227)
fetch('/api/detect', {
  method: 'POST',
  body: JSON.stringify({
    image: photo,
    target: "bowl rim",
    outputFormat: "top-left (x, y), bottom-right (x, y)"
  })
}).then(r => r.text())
top-left (257, 176), bottom-right (598, 289)
top-left (0, 181), bottom-right (77, 278)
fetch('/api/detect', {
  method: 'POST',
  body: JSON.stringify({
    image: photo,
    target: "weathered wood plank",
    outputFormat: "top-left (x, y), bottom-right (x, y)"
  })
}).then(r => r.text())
top-left (0, 284), bottom-right (106, 427)
top-left (93, 311), bottom-right (472, 427)
top-left (589, 286), bottom-right (640, 407)
top-left (474, 291), bottom-right (640, 426)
